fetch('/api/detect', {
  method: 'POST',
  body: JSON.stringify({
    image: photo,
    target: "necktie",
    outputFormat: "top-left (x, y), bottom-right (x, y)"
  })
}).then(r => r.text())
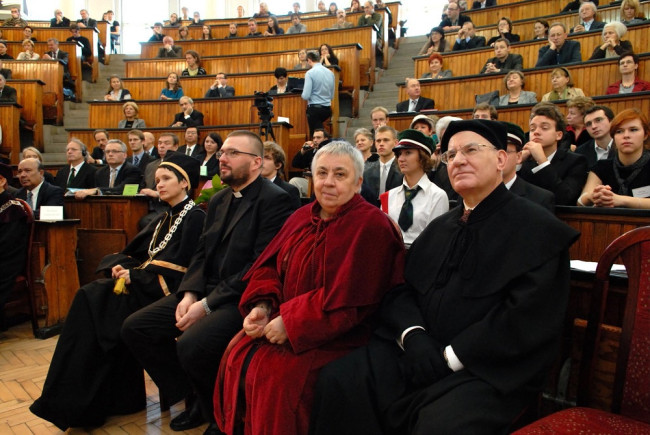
top-left (186, 147), bottom-right (191, 155)
top-left (109, 168), bottom-right (117, 188)
top-left (460, 208), bottom-right (472, 223)
top-left (26, 191), bottom-right (34, 211)
top-left (409, 99), bottom-right (417, 112)
top-left (67, 167), bottom-right (76, 187)
top-left (379, 163), bottom-right (388, 194)
top-left (133, 155), bottom-right (139, 167)
top-left (398, 186), bottom-right (421, 232)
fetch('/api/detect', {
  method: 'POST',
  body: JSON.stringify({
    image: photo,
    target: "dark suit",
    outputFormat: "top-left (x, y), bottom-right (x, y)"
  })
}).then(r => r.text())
top-left (66, 36), bottom-right (92, 60)
top-left (438, 14), bottom-right (471, 29)
top-left (44, 50), bottom-right (70, 79)
top-left (95, 163), bottom-right (143, 195)
top-left (509, 176), bottom-right (555, 212)
top-left (396, 96), bottom-right (435, 113)
top-left (536, 39), bottom-right (582, 67)
top-left (16, 181), bottom-right (65, 219)
top-left (126, 152), bottom-right (153, 173)
top-left (122, 176), bottom-right (293, 424)
top-left (177, 144), bottom-right (203, 159)
top-left (453, 35), bottom-right (486, 51)
top-left (54, 163), bottom-right (97, 190)
top-left (272, 175), bottom-right (301, 210)
top-left (172, 110), bottom-right (204, 127)
top-left (197, 153), bottom-right (220, 178)
top-left (472, 0), bottom-right (496, 8)
top-left (204, 86), bottom-right (235, 98)
top-left (91, 147), bottom-right (105, 164)
top-left (77, 18), bottom-right (98, 28)
top-left (51, 17), bottom-right (71, 27)
top-left (480, 53), bottom-right (523, 74)
top-left (570, 20), bottom-right (605, 33)
top-left (362, 159), bottom-right (403, 206)
top-left (518, 147), bottom-right (588, 205)
top-left (0, 68), bottom-right (11, 80)
top-left (157, 46), bottom-right (183, 58)
top-left (0, 85), bottom-right (17, 102)
top-left (575, 140), bottom-right (615, 170)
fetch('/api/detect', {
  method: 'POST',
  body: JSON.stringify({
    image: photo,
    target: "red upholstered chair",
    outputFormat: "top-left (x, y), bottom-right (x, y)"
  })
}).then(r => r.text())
top-left (513, 226), bottom-right (650, 434)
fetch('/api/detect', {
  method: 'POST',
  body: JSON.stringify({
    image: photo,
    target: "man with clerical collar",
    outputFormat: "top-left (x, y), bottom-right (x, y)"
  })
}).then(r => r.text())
top-left (54, 139), bottom-right (97, 190)
top-left (309, 119), bottom-right (580, 435)
top-left (16, 158), bottom-right (64, 219)
top-left (122, 130), bottom-right (294, 434)
top-left (575, 105), bottom-right (616, 169)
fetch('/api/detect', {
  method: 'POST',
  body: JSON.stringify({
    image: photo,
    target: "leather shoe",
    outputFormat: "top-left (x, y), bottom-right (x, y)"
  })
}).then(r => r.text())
top-left (203, 422), bottom-right (226, 435)
top-left (169, 402), bottom-right (205, 431)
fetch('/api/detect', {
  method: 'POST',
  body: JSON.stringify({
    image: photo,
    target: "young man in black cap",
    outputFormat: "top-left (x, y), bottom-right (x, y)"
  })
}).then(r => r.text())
top-left (310, 119), bottom-right (579, 435)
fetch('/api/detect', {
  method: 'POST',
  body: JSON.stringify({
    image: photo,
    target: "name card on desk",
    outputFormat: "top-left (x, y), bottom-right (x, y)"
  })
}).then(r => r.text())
top-left (39, 206), bottom-right (64, 221)
top-left (122, 184), bottom-right (139, 196)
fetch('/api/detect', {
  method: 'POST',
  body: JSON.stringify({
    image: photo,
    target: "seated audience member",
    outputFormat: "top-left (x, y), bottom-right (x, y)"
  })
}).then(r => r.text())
top-left (21, 147), bottom-right (56, 184)
top-left (354, 128), bottom-right (379, 163)
top-left (410, 114), bottom-right (436, 138)
top-left (439, 2), bottom-right (470, 32)
top-left (328, 2), bottom-right (339, 15)
top-left (104, 74), bottom-right (132, 101)
top-left (16, 39), bottom-right (39, 60)
top-left (396, 78), bottom-right (435, 113)
top-left (473, 102), bottom-right (498, 120)
top-left (51, 9), bottom-right (71, 28)
top-left (620, 0), bottom-right (646, 26)
top-left (0, 60), bottom-right (11, 80)
top-left (171, 96), bottom-right (204, 127)
top-left (381, 129), bottom-right (448, 247)
top-left (590, 22), bottom-right (633, 59)
top-left (292, 128), bottom-right (331, 171)
top-left (140, 133), bottom-right (180, 192)
top-left (487, 17), bottom-right (520, 46)
top-left (0, 41), bottom-right (13, 59)
top-left (287, 13), bottom-right (307, 33)
top-left (499, 70), bottom-right (537, 105)
top-left (542, 67), bottom-right (585, 101)
top-left (197, 132), bottom-right (222, 178)
top-left (191, 11), bottom-right (203, 26)
top-left (310, 119), bottom-right (579, 435)
top-left (2, 7), bottom-right (28, 27)
top-left (358, 1), bottom-right (383, 28)
top-left (118, 101), bottom-right (146, 129)
top-left (502, 122), bottom-right (555, 211)
top-left (181, 7), bottom-right (190, 20)
top-left (473, 0), bottom-right (496, 8)
top-left (246, 19), bottom-right (262, 37)
top-left (480, 38), bottom-right (523, 74)
top-left (348, 0), bottom-right (362, 13)
top-left (562, 0), bottom-right (598, 13)
top-left (157, 36), bottom-right (182, 58)
top-left (264, 16), bottom-right (284, 36)
top-left (295, 49), bottom-right (309, 69)
top-left (143, 132), bottom-right (159, 158)
top-left (74, 139), bottom-right (143, 199)
top-left (606, 52), bottom-right (650, 94)
top-left (226, 23), bottom-right (239, 38)
top-left (575, 105), bottom-right (616, 168)
top-left (453, 21), bottom-right (486, 50)
top-left (205, 72), bottom-right (235, 98)
top-left (77, 9), bottom-right (97, 29)
top-left (42, 38), bottom-right (71, 82)
top-left (533, 19), bottom-right (550, 40)
top-left (369, 106), bottom-right (389, 136)
top-left (23, 26), bottom-right (37, 42)
top-left (0, 73), bottom-right (17, 101)
top-left (87, 129), bottom-right (108, 165)
top-left (418, 27), bottom-right (448, 56)
top-left (253, 2), bottom-right (272, 17)
top-left (200, 25), bottom-right (212, 40)
top-left (431, 115), bottom-right (463, 200)
top-left (29, 154), bottom-right (203, 431)
top-left (106, 10), bottom-right (120, 52)
top-left (16, 158), bottom-right (64, 219)
top-left (168, 13), bottom-right (180, 27)
top-left (536, 23), bottom-right (581, 67)
top-left (261, 141), bottom-right (301, 210)
top-left (362, 125), bottom-right (402, 206)
top-left (178, 126), bottom-right (203, 159)
top-left (571, 2), bottom-right (605, 33)
top-left (291, 2), bottom-right (301, 14)
top-left (178, 25), bottom-right (192, 41)
top-left (565, 96), bottom-right (595, 149)
top-left (181, 50), bottom-right (206, 76)
top-left (237, 5), bottom-right (245, 18)
top-left (578, 108), bottom-right (650, 208)
top-left (320, 43), bottom-right (339, 66)
top-left (520, 102), bottom-right (588, 205)
top-left (269, 67), bottom-right (294, 95)
top-left (160, 72), bottom-right (183, 100)
top-left (126, 129), bottom-right (154, 172)
top-left (421, 53), bottom-right (452, 79)
top-left (329, 9), bottom-right (353, 29)
top-left (55, 139), bottom-right (97, 190)
top-left (67, 24), bottom-right (92, 62)
top-left (149, 22), bottom-right (164, 42)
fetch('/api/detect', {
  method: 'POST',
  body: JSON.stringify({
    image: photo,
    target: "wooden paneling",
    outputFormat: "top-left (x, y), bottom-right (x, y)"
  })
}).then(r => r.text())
top-left (461, 0), bottom-right (565, 28)
top-left (8, 80), bottom-right (44, 148)
top-left (0, 103), bottom-right (22, 164)
top-left (96, 21), bottom-right (110, 65)
top-left (4, 61), bottom-right (64, 125)
top-left (140, 26), bottom-right (376, 90)
top-left (417, 22), bottom-right (650, 79)
top-left (402, 55), bottom-right (649, 112)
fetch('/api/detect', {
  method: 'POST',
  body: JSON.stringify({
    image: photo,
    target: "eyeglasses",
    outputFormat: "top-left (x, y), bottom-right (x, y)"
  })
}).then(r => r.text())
top-left (440, 143), bottom-right (496, 164)
top-left (216, 149), bottom-right (260, 159)
top-left (104, 149), bottom-right (125, 154)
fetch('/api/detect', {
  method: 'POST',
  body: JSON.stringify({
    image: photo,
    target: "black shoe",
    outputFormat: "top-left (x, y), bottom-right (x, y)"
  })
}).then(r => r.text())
top-left (169, 402), bottom-right (205, 431)
top-left (203, 422), bottom-right (226, 435)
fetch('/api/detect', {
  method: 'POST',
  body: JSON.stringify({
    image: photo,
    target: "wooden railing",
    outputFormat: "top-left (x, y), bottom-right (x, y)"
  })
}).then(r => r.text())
top-left (0, 103), bottom-right (22, 164)
top-left (461, 0), bottom-right (568, 28)
top-left (8, 80), bottom-right (44, 148)
top-left (4, 61), bottom-right (64, 125)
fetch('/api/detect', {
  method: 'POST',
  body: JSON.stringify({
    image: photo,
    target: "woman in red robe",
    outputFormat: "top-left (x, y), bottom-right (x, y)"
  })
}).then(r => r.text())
top-left (214, 142), bottom-right (406, 435)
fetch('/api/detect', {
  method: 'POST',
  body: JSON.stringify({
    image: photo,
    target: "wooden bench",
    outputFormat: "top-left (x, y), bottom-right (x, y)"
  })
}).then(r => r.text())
top-left (140, 26), bottom-right (376, 91)
top-left (0, 103), bottom-right (22, 164)
top-left (0, 27), bottom-right (99, 83)
top-left (403, 54), bottom-right (648, 112)
top-left (7, 79), bottom-right (44, 149)
top-left (124, 46), bottom-right (361, 115)
top-left (386, 92), bottom-right (650, 133)
top-left (4, 61), bottom-right (64, 125)
top-left (417, 22), bottom-right (650, 79)
top-left (461, 0), bottom-right (569, 28)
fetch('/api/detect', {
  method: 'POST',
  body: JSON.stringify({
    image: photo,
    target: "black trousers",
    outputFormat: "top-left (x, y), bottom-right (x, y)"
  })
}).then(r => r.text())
top-left (121, 295), bottom-right (242, 422)
top-left (306, 105), bottom-right (332, 137)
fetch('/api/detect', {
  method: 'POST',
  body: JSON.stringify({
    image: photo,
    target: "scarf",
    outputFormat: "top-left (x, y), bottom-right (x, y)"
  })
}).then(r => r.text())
top-left (612, 150), bottom-right (650, 195)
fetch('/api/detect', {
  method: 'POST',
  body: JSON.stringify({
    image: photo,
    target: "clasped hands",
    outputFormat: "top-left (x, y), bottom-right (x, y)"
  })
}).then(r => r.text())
top-left (401, 330), bottom-right (452, 387)
top-left (111, 264), bottom-right (131, 284)
top-left (243, 306), bottom-right (288, 344)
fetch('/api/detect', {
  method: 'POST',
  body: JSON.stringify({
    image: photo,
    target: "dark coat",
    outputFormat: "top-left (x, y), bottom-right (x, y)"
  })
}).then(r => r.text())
top-left (76, 18), bottom-right (98, 28)
top-left (177, 144), bottom-right (204, 159)
top-left (157, 46), bottom-right (183, 58)
top-left (472, 0), bottom-right (496, 8)
top-left (536, 39), bottom-right (582, 67)
top-left (95, 163), bottom-right (143, 194)
top-left (589, 40), bottom-right (633, 60)
top-left (54, 162), bottom-right (97, 189)
top-left (91, 147), bottom-right (105, 164)
top-left (452, 35), bottom-right (486, 51)
top-left (509, 176), bottom-right (555, 212)
top-left (0, 191), bottom-right (30, 316)
top-left (575, 140), bottom-right (615, 170)
top-left (438, 14), bottom-right (471, 29)
top-left (66, 35), bottom-right (92, 59)
top-left (0, 84), bottom-right (17, 102)
top-left (172, 110), bottom-right (204, 127)
top-left (126, 152), bottom-right (154, 172)
top-left (15, 181), bottom-right (65, 219)
top-left (0, 68), bottom-right (12, 80)
top-left (205, 86), bottom-right (235, 98)
top-left (50, 17), bottom-right (71, 27)
top-left (518, 147), bottom-right (588, 205)
top-left (361, 159), bottom-right (403, 206)
top-left (480, 53), bottom-right (523, 74)
top-left (395, 96), bottom-right (435, 113)
top-left (272, 175), bottom-right (301, 210)
top-left (486, 32), bottom-right (520, 46)
top-left (196, 153), bottom-right (220, 178)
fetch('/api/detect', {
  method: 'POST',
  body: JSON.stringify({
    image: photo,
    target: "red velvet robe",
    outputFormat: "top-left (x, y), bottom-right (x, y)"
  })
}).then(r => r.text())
top-left (214, 194), bottom-right (405, 435)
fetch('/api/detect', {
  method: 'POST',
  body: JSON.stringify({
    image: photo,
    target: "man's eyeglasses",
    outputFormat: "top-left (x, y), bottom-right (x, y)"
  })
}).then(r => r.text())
top-left (440, 143), bottom-right (496, 164)
top-left (216, 149), bottom-right (260, 159)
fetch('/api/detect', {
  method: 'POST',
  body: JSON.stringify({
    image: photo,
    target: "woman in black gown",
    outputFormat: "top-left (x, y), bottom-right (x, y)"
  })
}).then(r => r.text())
top-left (30, 154), bottom-right (205, 430)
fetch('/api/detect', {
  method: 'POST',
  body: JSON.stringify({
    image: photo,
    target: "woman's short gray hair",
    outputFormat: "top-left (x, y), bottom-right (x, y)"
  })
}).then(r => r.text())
top-left (603, 21), bottom-right (627, 39)
top-left (311, 141), bottom-right (364, 180)
top-left (436, 116), bottom-right (463, 139)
